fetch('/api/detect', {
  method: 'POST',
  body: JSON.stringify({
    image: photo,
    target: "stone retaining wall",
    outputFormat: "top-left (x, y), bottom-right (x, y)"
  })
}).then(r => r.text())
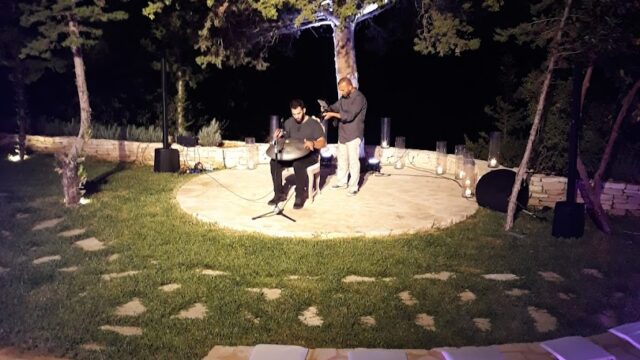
top-left (2, 133), bottom-right (638, 215)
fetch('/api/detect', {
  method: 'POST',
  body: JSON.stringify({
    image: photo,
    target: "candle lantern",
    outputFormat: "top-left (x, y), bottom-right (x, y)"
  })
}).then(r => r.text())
top-left (380, 117), bottom-right (391, 148)
top-left (436, 141), bottom-right (447, 175)
top-left (269, 115), bottom-right (280, 142)
top-left (245, 137), bottom-right (257, 170)
top-left (488, 131), bottom-right (501, 168)
top-left (394, 136), bottom-right (406, 169)
top-left (455, 144), bottom-right (466, 179)
top-left (462, 153), bottom-right (477, 198)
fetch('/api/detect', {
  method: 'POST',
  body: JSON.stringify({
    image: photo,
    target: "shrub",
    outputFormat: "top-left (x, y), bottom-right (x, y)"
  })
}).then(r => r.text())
top-left (197, 118), bottom-right (224, 146)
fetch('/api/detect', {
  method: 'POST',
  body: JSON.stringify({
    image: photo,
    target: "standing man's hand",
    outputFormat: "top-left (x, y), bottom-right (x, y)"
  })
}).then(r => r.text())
top-left (322, 112), bottom-right (339, 121)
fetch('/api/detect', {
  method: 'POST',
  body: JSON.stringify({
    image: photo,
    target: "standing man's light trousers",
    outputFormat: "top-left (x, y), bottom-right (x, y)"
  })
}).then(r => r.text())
top-left (335, 137), bottom-right (361, 192)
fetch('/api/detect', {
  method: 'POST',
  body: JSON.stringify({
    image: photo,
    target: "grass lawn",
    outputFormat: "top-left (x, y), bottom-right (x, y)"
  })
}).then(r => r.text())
top-left (0, 152), bottom-right (639, 359)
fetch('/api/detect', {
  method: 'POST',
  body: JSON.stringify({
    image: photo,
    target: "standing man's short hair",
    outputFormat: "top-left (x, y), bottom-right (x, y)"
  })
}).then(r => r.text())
top-left (337, 77), bottom-right (353, 87)
top-left (289, 99), bottom-right (305, 109)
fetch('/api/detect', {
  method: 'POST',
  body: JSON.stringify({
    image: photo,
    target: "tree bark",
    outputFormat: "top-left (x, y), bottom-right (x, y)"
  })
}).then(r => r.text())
top-left (13, 67), bottom-right (28, 160)
top-left (176, 69), bottom-right (186, 134)
top-left (504, 0), bottom-right (573, 230)
top-left (332, 21), bottom-right (358, 91)
top-left (59, 18), bottom-right (92, 207)
top-left (575, 64), bottom-right (612, 233)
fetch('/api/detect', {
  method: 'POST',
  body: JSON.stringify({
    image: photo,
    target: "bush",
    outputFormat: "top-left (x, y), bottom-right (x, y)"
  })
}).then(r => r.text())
top-left (197, 118), bottom-right (224, 146)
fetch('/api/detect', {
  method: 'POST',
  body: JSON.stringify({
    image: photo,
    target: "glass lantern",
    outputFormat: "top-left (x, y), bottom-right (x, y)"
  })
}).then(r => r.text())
top-left (455, 144), bottom-right (466, 179)
top-left (269, 115), bottom-right (280, 142)
top-left (462, 154), bottom-right (477, 198)
top-left (245, 137), bottom-right (257, 170)
top-left (394, 136), bottom-right (406, 169)
top-left (320, 146), bottom-right (333, 167)
top-left (435, 141), bottom-right (447, 175)
top-left (488, 131), bottom-right (501, 168)
top-left (380, 117), bottom-right (391, 148)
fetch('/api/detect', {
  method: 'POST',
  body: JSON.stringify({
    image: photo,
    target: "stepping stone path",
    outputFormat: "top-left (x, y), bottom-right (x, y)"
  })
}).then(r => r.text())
top-left (558, 292), bottom-right (575, 300)
top-left (114, 298), bottom-right (147, 317)
top-left (505, 288), bottom-right (530, 297)
top-left (73, 237), bottom-right (106, 252)
top-left (286, 275), bottom-right (320, 280)
top-left (342, 275), bottom-right (375, 283)
top-left (381, 277), bottom-right (395, 282)
top-left (415, 313), bottom-right (436, 331)
top-left (246, 288), bottom-right (282, 301)
top-left (298, 306), bottom-right (323, 327)
top-left (482, 273), bottom-right (520, 281)
top-left (31, 218), bottom-right (64, 231)
top-left (173, 303), bottom-right (207, 319)
top-left (107, 254), bottom-right (120, 262)
top-left (474, 318), bottom-right (492, 332)
top-left (80, 343), bottom-right (106, 351)
top-left (159, 283), bottom-right (181, 292)
top-left (244, 311), bottom-right (260, 324)
top-left (398, 291), bottom-right (418, 306)
top-left (199, 269), bottom-right (229, 276)
top-left (58, 228), bottom-right (86, 237)
top-left (58, 266), bottom-right (78, 273)
top-left (582, 268), bottom-right (604, 279)
top-left (101, 270), bottom-right (140, 281)
top-left (527, 306), bottom-right (557, 332)
top-left (99, 325), bottom-right (143, 336)
top-left (538, 271), bottom-right (564, 283)
top-left (32, 255), bottom-right (61, 265)
top-left (459, 290), bottom-right (476, 303)
top-left (413, 271), bottom-right (454, 280)
top-left (359, 316), bottom-right (376, 327)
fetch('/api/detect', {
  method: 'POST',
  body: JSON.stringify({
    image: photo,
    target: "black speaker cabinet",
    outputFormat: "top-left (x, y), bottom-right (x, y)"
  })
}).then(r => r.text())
top-left (476, 169), bottom-right (529, 213)
top-left (153, 148), bottom-right (180, 173)
top-left (552, 201), bottom-right (585, 238)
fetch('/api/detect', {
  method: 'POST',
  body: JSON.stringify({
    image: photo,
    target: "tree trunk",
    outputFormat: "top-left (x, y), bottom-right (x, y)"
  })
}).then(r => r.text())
top-left (592, 79), bottom-right (640, 198)
top-left (332, 21), bottom-right (358, 91)
top-left (175, 69), bottom-right (186, 135)
top-left (575, 64), bottom-right (612, 233)
top-left (504, 0), bottom-right (573, 230)
top-left (59, 18), bottom-right (92, 207)
top-left (13, 67), bottom-right (28, 160)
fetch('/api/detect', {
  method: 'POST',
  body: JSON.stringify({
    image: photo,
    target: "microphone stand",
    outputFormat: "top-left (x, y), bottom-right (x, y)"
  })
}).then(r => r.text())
top-left (252, 129), bottom-right (296, 222)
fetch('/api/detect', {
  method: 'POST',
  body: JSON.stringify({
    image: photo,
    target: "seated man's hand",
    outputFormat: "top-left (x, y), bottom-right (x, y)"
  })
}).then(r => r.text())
top-left (303, 139), bottom-right (314, 151)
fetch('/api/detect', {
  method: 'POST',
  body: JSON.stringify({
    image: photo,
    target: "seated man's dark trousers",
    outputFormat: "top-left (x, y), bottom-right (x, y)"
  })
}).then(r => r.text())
top-left (270, 153), bottom-right (318, 201)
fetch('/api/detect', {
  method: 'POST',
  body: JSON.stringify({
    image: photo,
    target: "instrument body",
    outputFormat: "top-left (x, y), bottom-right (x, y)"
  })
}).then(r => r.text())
top-left (265, 138), bottom-right (311, 161)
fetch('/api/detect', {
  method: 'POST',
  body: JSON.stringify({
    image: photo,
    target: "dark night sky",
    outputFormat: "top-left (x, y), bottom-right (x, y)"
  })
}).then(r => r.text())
top-left (0, 1), bottom-right (536, 151)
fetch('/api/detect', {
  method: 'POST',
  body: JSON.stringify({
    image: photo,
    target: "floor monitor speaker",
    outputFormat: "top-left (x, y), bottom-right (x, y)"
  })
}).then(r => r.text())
top-left (476, 169), bottom-right (529, 213)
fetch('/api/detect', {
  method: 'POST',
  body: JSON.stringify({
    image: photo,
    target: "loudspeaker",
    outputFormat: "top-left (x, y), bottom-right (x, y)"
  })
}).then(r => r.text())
top-left (476, 169), bottom-right (529, 213)
top-left (153, 148), bottom-right (180, 173)
top-left (552, 201), bottom-right (585, 238)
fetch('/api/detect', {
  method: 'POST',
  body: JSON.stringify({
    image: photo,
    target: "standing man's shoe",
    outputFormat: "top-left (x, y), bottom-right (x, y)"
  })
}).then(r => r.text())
top-left (331, 183), bottom-right (347, 189)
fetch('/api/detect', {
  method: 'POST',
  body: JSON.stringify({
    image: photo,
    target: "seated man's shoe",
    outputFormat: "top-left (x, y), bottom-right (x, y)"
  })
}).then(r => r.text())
top-left (267, 194), bottom-right (285, 206)
top-left (293, 197), bottom-right (305, 209)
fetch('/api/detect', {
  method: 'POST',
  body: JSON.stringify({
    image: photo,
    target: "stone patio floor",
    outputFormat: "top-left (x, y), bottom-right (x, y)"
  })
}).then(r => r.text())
top-left (176, 164), bottom-right (478, 238)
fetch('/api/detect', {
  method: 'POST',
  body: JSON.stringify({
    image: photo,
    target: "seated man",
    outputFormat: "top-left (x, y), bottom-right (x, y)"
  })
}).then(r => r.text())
top-left (269, 99), bottom-right (327, 209)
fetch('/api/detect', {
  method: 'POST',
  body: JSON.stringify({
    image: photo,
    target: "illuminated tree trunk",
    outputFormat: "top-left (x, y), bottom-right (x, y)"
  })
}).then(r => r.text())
top-left (332, 21), bottom-right (358, 90)
top-left (58, 17), bottom-right (92, 207)
top-left (505, 0), bottom-right (572, 230)
top-left (175, 69), bottom-right (186, 134)
top-left (12, 68), bottom-right (28, 160)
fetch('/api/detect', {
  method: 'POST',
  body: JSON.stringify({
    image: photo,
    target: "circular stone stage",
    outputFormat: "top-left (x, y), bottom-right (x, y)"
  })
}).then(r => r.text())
top-left (176, 165), bottom-right (478, 238)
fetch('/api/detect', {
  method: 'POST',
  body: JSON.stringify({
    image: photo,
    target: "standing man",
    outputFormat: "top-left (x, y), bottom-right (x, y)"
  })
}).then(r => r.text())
top-left (322, 77), bottom-right (367, 195)
top-left (269, 99), bottom-right (326, 209)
